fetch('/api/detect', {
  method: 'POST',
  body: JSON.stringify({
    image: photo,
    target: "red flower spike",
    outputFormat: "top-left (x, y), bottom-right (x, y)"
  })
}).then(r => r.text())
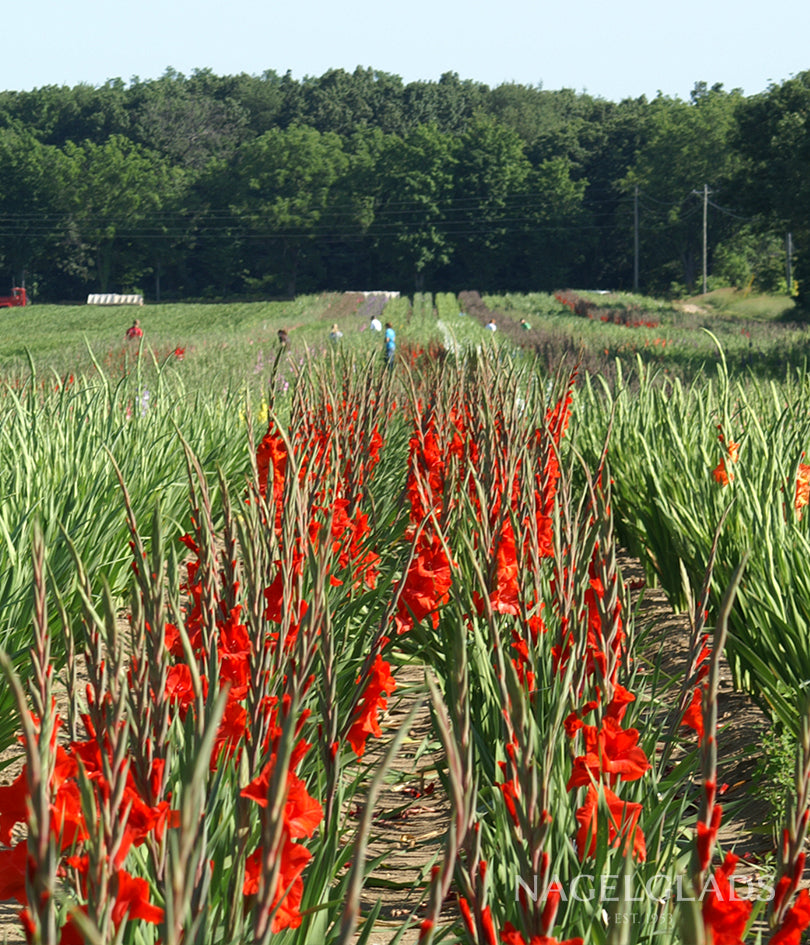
top-left (567, 718), bottom-right (651, 790)
top-left (481, 905), bottom-right (497, 945)
top-left (111, 869), bottom-right (165, 925)
top-left (347, 654), bottom-right (397, 758)
top-left (394, 533), bottom-right (452, 635)
top-left (701, 853), bottom-right (752, 944)
top-left (771, 887), bottom-right (810, 945)
top-left (458, 897), bottom-right (475, 939)
top-left (681, 687), bottom-right (705, 740)
top-left (575, 785), bottom-right (646, 862)
top-left (696, 804), bottom-right (723, 874)
top-left (0, 842), bottom-right (28, 903)
top-left (796, 464), bottom-right (810, 518)
top-left (418, 919), bottom-right (435, 942)
top-left (500, 920), bottom-right (584, 945)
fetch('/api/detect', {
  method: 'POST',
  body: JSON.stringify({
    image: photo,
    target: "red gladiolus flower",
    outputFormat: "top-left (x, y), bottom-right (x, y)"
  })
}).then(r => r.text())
top-left (347, 654), bottom-right (397, 757)
top-left (394, 533), bottom-right (452, 635)
top-left (241, 761), bottom-right (322, 840)
top-left (165, 662), bottom-right (201, 715)
top-left (712, 459), bottom-right (732, 486)
top-left (284, 771), bottom-right (325, 839)
top-left (256, 427), bottom-right (288, 503)
top-left (244, 836), bottom-right (312, 932)
top-left (111, 869), bottom-right (165, 925)
top-left (795, 463), bottom-right (810, 519)
top-left (500, 921), bottom-right (584, 945)
top-left (701, 853), bottom-right (752, 944)
top-left (771, 887), bottom-right (810, 945)
top-left (697, 802), bottom-right (723, 874)
top-left (681, 687), bottom-right (705, 740)
top-left (0, 842), bottom-right (27, 903)
top-left (564, 701), bottom-right (599, 738)
top-left (603, 684), bottom-right (635, 722)
top-left (0, 770), bottom-right (29, 844)
top-left (567, 718), bottom-right (651, 790)
top-left (575, 785), bottom-right (646, 862)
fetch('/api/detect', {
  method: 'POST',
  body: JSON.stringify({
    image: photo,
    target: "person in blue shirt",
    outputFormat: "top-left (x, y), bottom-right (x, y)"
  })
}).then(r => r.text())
top-left (384, 322), bottom-right (396, 368)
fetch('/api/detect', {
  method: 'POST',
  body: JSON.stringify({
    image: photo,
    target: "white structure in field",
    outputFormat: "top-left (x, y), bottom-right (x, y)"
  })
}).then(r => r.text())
top-left (87, 294), bottom-right (144, 305)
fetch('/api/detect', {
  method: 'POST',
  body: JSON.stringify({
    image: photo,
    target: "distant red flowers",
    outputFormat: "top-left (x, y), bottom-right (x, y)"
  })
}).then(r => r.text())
top-left (795, 462), bottom-right (810, 518)
top-left (712, 458), bottom-right (732, 486)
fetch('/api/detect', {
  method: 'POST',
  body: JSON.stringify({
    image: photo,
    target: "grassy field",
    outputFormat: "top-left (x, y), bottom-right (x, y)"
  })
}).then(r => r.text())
top-left (3, 287), bottom-right (805, 382)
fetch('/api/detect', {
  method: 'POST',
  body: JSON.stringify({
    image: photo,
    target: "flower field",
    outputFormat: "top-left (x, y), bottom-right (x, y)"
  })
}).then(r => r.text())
top-left (1, 293), bottom-right (810, 944)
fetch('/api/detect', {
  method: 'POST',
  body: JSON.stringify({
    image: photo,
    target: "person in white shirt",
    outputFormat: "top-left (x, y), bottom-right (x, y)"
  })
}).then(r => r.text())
top-left (370, 315), bottom-right (382, 331)
top-left (485, 319), bottom-right (497, 332)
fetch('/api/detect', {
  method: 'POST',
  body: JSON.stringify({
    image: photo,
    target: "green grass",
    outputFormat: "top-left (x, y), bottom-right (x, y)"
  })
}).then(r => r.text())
top-left (685, 287), bottom-right (797, 321)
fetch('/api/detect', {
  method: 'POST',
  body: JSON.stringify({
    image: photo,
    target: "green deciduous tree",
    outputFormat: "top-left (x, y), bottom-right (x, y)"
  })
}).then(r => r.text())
top-left (129, 68), bottom-right (249, 171)
top-left (0, 127), bottom-right (81, 297)
top-left (217, 124), bottom-right (349, 296)
top-left (621, 84), bottom-right (744, 293)
top-left (734, 72), bottom-right (810, 306)
top-left (448, 115), bottom-right (532, 286)
top-left (370, 124), bottom-right (459, 289)
top-left (60, 135), bottom-right (184, 292)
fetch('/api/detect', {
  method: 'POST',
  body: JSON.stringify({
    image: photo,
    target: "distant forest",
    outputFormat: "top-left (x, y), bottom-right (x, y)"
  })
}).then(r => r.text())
top-left (0, 67), bottom-right (808, 304)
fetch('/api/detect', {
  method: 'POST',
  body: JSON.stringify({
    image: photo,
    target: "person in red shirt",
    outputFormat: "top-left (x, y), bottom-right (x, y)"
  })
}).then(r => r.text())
top-left (126, 318), bottom-right (143, 340)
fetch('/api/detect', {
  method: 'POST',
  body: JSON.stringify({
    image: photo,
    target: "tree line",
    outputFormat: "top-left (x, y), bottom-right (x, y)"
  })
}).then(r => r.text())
top-left (0, 67), bottom-right (808, 305)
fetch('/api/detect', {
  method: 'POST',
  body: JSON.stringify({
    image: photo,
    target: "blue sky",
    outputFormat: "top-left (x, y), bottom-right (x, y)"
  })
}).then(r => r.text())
top-left (4, 0), bottom-right (808, 101)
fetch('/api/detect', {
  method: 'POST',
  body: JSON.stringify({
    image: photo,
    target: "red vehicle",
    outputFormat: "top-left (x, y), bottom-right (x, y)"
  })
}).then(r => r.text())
top-left (0, 287), bottom-right (27, 308)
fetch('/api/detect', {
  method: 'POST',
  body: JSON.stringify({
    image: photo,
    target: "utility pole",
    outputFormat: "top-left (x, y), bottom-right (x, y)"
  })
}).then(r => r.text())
top-left (633, 185), bottom-right (639, 292)
top-left (692, 184), bottom-right (711, 294)
top-left (787, 232), bottom-right (793, 294)
top-left (702, 183), bottom-right (708, 295)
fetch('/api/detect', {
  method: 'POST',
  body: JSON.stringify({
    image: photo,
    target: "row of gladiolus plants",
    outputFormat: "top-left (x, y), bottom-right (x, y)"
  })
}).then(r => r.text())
top-left (573, 347), bottom-right (810, 737)
top-left (1, 349), bottom-right (809, 944)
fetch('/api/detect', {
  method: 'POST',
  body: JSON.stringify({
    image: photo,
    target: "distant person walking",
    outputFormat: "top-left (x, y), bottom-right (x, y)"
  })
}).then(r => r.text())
top-left (329, 323), bottom-right (343, 344)
top-left (485, 319), bottom-right (497, 332)
top-left (384, 322), bottom-right (396, 368)
top-left (126, 318), bottom-right (143, 341)
top-left (369, 314), bottom-right (382, 332)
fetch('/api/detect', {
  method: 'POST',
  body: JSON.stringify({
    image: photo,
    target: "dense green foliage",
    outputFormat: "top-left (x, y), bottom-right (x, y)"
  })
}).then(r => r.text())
top-left (0, 68), bottom-right (808, 304)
